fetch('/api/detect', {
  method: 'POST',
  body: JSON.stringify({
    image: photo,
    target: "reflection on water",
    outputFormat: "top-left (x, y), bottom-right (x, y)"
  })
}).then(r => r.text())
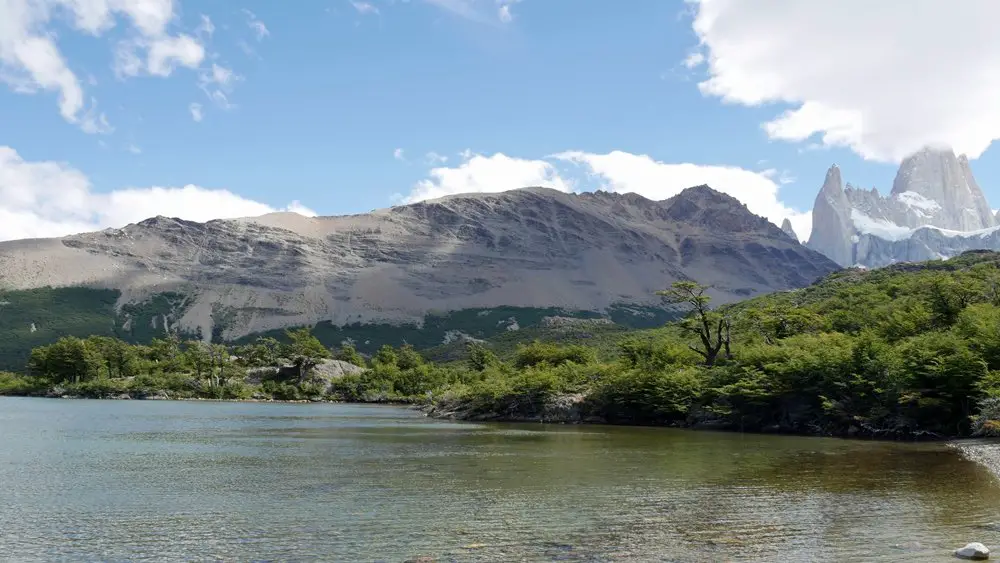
top-left (1, 397), bottom-right (999, 561)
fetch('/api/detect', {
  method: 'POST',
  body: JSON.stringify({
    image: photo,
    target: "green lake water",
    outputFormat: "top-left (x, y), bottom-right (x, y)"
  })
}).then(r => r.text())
top-left (1, 397), bottom-right (999, 562)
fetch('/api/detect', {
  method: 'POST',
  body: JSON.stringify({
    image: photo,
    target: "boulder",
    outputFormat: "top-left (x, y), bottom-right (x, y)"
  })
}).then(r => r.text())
top-left (955, 542), bottom-right (990, 560)
top-left (308, 359), bottom-right (366, 394)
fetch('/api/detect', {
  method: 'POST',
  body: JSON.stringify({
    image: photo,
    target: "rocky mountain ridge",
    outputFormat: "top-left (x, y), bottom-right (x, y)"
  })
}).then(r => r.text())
top-left (0, 185), bottom-right (838, 343)
top-left (806, 147), bottom-right (1000, 268)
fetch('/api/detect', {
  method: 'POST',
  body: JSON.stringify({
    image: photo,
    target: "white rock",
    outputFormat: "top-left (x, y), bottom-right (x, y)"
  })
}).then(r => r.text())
top-left (955, 542), bottom-right (990, 560)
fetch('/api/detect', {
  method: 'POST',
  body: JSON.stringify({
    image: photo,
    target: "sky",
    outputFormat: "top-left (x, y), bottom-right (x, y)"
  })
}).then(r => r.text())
top-left (4, 0), bottom-right (1000, 242)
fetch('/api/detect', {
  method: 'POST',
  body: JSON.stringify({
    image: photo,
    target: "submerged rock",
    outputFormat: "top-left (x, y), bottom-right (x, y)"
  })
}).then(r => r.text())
top-left (955, 542), bottom-right (990, 560)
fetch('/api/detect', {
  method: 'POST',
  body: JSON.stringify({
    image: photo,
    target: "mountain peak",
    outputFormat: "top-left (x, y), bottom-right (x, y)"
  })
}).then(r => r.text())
top-left (820, 165), bottom-right (844, 195)
top-left (781, 218), bottom-right (798, 241)
top-left (890, 146), bottom-right (994, 230)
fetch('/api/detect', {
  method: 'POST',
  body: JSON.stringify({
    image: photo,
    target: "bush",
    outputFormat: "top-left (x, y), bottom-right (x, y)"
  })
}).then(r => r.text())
top-left (68, 378), bottom-right (129, 398)
top-left (262, 380), bottom-right (303, 401)
top-left (590, 367), bottom-right (705, 424)
top-left (334, 344), bottom-right (366, 367)
top-left (618, 337), bottom-right (700, 371)
top-left (0, 372), bottom-right (45, 395)
top-left (971, 397), bottom-right (1000, 436)
top-left (514, 342), bottom-right (596, 369)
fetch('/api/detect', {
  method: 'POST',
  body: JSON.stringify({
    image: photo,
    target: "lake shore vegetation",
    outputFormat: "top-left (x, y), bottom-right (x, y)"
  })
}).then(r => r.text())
top-left (7, 251), bottom-right (1000, 439)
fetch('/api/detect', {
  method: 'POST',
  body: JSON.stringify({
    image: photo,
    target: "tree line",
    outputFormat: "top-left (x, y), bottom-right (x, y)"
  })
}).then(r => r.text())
top-left (7, 251), bottom-right (1000, 438)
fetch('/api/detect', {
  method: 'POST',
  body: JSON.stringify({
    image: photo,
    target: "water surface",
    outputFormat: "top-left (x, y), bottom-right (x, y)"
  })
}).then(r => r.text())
top-left (1, 398), bottom-right (998, 561)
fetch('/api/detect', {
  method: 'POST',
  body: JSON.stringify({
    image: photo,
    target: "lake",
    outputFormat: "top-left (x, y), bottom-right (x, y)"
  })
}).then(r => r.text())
top-left (1, 398), bottom-right (998, 562)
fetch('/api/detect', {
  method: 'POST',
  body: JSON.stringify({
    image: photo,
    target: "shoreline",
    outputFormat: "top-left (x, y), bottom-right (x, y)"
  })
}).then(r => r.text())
top-left (0, 392), bottom-right (962, 441)
top-left (418, 403), bottom-right (957, 442)
top-left (0, 390), bottom-right (418, 407)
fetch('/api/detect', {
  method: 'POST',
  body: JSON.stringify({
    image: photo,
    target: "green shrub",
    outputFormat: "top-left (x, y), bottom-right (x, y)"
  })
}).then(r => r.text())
top-left (514, 342), bottom-right (596, 369)
top-left (0, 372), bottom-right (45, 395)
top-left (590, 367), bottom-right (704, 424)
top-left (334, 344), bottom-right (366, 367)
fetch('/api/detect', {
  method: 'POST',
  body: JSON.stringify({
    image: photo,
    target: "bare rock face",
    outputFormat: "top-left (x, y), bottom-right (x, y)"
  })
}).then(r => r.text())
top-left (780, 219), bottom-right (798, 242)
top-left (891, 148), bottom-right (995, 231)
top-left (0, 186), bottom-right (838, 341)
top-left (807, 147), bottom-right (999, 267)
top-left (807, 165), bottom-right (855, 267)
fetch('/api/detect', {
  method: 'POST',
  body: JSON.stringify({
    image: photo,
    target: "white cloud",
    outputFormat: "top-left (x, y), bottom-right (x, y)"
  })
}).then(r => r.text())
top-left (197, 63), bottom-right (239, 109)
top-left (688, 0), bottom-right (1000, 162)
top-left (243, 9), bottom-right (270, 40)
top-left (0, 0), bottom-right (214, 133)
top-left (286, 201), bottom-right (318, 217)
top-left (189, 102), bottom-right (203, 122)
top-left (422, 0), bottom-right (520, 24)
top-left (350, 1), bottom-right (380, 15)
top-left (127, 144), bottom-right (142, 155)
top-left (0, 146), bottom-right (316, 241)
top-left (143, 35), bottom-right (205, 76)
top-left (425, 151), bottom-right (448, 165)
top-left (393, 148), bottom-right (406, 161)
top-left (402, 151), bottom-right (572, 203)
top-left (403, 149), bottom-right (811, 241)
top-left (196, 14), bottom-right (215, 37)
top-left (0, 0), bottom-right (210, 131)
top-left (682, 51), bottom-right (704, 69)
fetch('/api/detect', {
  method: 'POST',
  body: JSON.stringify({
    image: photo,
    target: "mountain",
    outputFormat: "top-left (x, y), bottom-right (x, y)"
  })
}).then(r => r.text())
top-left (0, 186), bottom-right (837, 365)
top-left (806, 147), bottom-right (999, 267)
top-left (780, 219), bottom-right (799, 241)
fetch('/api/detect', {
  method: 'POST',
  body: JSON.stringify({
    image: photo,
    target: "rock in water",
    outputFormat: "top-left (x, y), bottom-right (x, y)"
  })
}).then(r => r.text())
top-left (955, 542), bottom-right (990, 560)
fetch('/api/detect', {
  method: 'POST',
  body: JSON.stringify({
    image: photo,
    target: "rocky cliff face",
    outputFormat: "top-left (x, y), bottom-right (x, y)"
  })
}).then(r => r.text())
top-left (807, 147), bottom-right (998, 267)
top-left (806, 165), bottom-right (855, 266)
top-left (0, 186), bottom-right (838, 341)
top-left (780, 219), bottom-right (798, 241)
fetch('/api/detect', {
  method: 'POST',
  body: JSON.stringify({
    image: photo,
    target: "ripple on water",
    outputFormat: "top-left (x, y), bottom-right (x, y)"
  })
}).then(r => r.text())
top-left (3, 398), bottom-right (1000, 562)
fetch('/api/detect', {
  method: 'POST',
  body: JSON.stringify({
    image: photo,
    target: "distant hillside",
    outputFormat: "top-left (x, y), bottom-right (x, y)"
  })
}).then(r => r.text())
top-left (0, 185), bottom-right (837, 370)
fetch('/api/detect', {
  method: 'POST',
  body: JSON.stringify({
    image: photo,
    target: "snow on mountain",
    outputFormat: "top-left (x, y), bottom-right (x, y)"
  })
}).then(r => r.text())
top-left (807, 147), bottom-right (999, 267)
top-left (895, 191), bottom-right (941, 217)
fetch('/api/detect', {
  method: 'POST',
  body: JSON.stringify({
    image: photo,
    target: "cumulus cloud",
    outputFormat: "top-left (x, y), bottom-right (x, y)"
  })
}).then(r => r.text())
top-left (402, 149), bottom-right (811, 241)
top-left (189, 102), bottom-right (203, 122)
top-left (402, 152), bottom-right (572, 203)
top-left (0, 146), bottom-right (315, 241)
top-left (688, 0), bottom-right (1000, 162)
top-left (0, 0), bottom-right (207, 131)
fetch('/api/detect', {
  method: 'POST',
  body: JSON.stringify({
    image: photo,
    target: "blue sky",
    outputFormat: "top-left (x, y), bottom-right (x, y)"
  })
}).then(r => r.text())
top-left (2, 0), bottom-right (999, 241)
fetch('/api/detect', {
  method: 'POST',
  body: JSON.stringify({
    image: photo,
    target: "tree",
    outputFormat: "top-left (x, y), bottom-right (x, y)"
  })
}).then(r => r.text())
top-left (183, 341), bottom-right (211, 380)
top-left (149, 334), bottom-right (184, 373)
top-left (28, 336), bottom-right (103, 383)
top-left (282, 328), bottom-right (331, 383)
top-left (234, 337), bottom-right (282, 367)
top-left (207, 343), bottom-right (232, 389)
top-left (657, 281), bottom-right (730, 367)
top-left (466, 342), bottom-right (501, 372)
top-left (396, 344), bottom-right (424, 370)
top-left (86, 336), bottom-right (139, 379)
top-left (334, 343), bottom-right (366, 367)
top-left (372, 344), bottom-right (398, 368)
